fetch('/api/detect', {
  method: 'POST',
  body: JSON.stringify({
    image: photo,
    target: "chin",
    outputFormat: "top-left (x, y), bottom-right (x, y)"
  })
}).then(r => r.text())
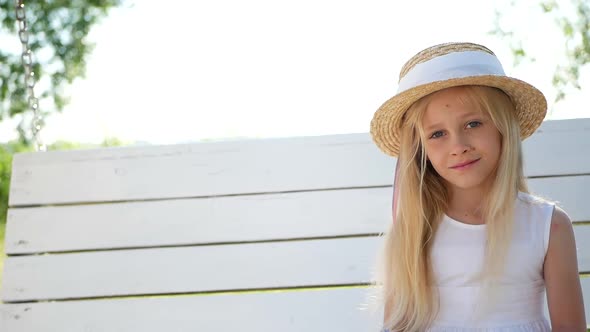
top-left (443, 175), bottom-right (490, 191)
top-left (450, 182), bottom-right (486, 191)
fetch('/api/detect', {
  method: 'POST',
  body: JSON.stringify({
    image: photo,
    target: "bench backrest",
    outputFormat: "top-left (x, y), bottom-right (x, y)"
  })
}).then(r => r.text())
top-left (1, 118), bottom-right (589, 331)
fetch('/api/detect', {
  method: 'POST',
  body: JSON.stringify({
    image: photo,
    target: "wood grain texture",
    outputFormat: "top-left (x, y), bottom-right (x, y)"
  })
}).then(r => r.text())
top-left (522, 118), bottom-right (590, 177)
top-left (1, 237), bottom-right (381, 302)
top-left (1, 118), bottom-right (589, 330)
top-left (0, 279), bottom-right (589, 331)
top-left (2, 226), bottom-right (589, 303)
top-left (5, 175), bottom-right (589, 255)
top-left (4, 187), bottom-right (390, 254)
top-left (8, 119), bottom-right (590, 206)
top-left (8, 133), bottom-right (393, 206)
top-left (0, 287), bottom-right (383, 332)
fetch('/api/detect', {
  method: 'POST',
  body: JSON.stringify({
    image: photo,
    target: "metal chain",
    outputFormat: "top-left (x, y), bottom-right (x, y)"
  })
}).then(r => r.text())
top-left (15, 0), bottom-right (46, 151)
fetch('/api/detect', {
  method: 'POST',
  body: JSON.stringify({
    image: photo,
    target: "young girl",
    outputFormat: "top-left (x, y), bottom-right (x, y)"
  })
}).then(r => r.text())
top-left (370, 42), bottom-right (586, 331)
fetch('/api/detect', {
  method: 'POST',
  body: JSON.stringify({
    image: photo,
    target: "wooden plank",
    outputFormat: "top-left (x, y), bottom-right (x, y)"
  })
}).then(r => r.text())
top-left (2, 225), bottom-right (589, 302)
top-left (528, 175), bottom-right (590, 223)
top-left (8, 134), bottom-right (393, 207)
top-left (575, 226), bottom-right (590, 275)
top-left (5, 187), bottom-right (391, 254)
top-left (585, 277), bottom-right (590, 328)
top-left (523, 118), bottom-right (590, 177)
top-left (0, 287), bottom-right (383, 332)
top-left (5, 176), bottom-right (589, 255)
top-left (8, 119), bottom-right (590, 206)
top-left (0, 278), bottom-right (589, 332)
top-left (0, 237), bottom-right (380, 302)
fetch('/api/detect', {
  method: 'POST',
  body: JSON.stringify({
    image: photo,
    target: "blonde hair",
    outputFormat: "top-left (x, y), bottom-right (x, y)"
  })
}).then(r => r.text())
top-left (369, 85), bottom-right (528, 331)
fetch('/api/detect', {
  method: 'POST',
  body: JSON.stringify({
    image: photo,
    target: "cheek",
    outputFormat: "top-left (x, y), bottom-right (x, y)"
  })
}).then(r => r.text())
top-left (424, 145), bottom-right (446, 172)
top-left (480, 129), bottom-right (502, 159)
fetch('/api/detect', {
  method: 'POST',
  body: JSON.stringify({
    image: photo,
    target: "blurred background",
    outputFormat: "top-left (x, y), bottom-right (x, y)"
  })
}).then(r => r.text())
top-left (2, 0), bottom-right (590, 147)
top-left (0, 0), bottom-right (589, 278)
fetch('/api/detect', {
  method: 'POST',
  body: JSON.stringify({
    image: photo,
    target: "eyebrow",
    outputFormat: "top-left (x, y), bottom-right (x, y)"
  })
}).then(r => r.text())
top-left (424, 111), bottom-right (482, 132)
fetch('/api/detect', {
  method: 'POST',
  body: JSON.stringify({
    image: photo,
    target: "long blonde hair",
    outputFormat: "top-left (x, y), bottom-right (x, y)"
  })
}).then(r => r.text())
top-left (371, 85), bottom-right (529, 331)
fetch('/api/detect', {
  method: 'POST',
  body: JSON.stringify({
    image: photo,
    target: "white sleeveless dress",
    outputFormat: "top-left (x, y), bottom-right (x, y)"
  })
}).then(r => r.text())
top-left (427, 192), bottom-right (554, 331)
top-left (381, 192), bottom-right (555, 331)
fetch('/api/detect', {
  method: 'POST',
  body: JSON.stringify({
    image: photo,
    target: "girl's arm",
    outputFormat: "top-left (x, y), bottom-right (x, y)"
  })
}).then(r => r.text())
top-left (544, 206), bottom-right (586, 331)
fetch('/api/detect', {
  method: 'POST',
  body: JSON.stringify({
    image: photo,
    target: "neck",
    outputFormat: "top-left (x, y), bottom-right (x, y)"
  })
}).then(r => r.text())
top-left (446, 185), bottom-right (490, 222)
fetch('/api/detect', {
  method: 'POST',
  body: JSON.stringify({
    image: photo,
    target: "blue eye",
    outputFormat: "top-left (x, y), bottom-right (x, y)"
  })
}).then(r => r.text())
top-left (467, 121), bottom-right (482, 128)
top-left (429, 131), bottom-right (444, 139)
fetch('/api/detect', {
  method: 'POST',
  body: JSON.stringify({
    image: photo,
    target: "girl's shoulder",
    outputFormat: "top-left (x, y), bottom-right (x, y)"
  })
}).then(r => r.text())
top-left (517, 191), bottom-right (556, 207)
top-left (516, 191), bottom-right (557, 226)
top-left (516, 191), bottom-right (564, 256)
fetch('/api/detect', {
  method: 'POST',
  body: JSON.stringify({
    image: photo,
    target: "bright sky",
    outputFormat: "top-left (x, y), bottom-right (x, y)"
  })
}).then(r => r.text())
top-left (1, 0), bottom-right (589, 145)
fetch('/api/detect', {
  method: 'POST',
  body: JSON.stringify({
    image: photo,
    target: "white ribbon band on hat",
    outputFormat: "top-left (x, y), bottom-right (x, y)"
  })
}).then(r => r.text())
top-left (397, 50), bottom-right (506, 93)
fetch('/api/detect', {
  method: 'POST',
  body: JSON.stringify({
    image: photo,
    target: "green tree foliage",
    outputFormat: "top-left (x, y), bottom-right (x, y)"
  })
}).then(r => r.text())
top-left (0, 140), bottom-right (33, 284)
top-left (0, 0), bottom-right (123, 144)
top-left (545, 1), bottom-right (590, 101)
top-left (492, 0), bottom-right (590, 102)
top-left (0, 141), bottom-right (32, 227)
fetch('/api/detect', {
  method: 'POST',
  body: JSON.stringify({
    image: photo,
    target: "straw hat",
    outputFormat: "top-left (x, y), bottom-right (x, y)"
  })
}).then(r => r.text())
top-left (370, 42), bottom-right (547, 157)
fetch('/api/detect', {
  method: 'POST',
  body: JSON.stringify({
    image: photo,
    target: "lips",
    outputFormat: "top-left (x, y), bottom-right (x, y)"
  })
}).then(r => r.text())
top-left (450, 158), bottom-right (480, 169)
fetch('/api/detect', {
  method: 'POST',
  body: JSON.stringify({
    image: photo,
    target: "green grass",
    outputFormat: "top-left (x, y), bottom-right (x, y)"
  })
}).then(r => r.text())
top-left (0, 221), bottom-right (4, 289)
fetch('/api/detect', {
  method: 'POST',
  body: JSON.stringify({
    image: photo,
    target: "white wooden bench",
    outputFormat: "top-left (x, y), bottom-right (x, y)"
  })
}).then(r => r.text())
top-left (0, 118), bottom-right (589, 331)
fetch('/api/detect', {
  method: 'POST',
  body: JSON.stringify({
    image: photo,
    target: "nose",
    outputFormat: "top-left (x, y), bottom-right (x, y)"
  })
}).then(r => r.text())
top-left (450, 132), bottom-right (473, 156)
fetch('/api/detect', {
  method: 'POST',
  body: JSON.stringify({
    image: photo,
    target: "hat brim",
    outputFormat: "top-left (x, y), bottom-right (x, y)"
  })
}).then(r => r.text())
top-left (370, 75), bottom-right (547, 157)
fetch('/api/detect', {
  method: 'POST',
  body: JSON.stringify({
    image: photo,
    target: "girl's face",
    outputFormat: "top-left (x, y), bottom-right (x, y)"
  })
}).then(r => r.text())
top-left (420, 87), bottom-right (501, 193)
